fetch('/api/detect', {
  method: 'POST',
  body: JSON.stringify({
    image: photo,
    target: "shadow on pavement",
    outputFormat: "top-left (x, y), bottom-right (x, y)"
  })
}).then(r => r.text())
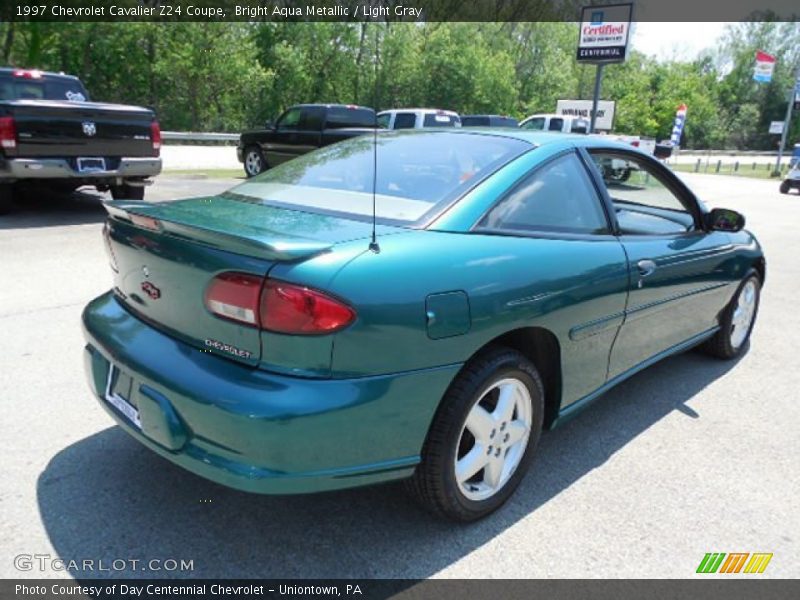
top-left (37, 350), bottom-right (741, 579)
top-left (0, 188), bottom-right (107, 229)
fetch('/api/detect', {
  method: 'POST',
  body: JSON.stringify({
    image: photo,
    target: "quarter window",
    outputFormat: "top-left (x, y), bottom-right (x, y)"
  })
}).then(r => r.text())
top-left (548, 118), bottom-right (564, 131)
top-left (393, 113), bottom-right (417, 129)
top-left (478, 153), bottom-right (608, 235)
top-left (588, 152), bottom-right (695, 235)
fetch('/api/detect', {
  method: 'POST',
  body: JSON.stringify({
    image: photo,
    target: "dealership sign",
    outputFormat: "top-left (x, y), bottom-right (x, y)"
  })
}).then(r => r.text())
top-left (753, 51), bottom-right (776, 83)
top-left (556, 99), bottom-right (616, 130)
top-left (577, 3), bottom-right (633, 63)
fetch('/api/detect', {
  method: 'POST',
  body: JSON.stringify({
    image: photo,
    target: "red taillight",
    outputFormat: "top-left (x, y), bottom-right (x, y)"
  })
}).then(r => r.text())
top-left (631, 140), bottom-right (640, 147)
top-left (205, 274), bottom-right (356, 334)
top-left (260, 280), bottom-right (356, 335)
top-left (205, 273), bottom-right (264, 326)
top-left (0, 116), bottom-right (17, 150)
top-left (150, 120), bottom-right (161, 157)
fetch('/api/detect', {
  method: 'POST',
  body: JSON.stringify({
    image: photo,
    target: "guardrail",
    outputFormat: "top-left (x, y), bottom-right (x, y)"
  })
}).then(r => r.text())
top-left (162, 131), bottom-right (239, 145)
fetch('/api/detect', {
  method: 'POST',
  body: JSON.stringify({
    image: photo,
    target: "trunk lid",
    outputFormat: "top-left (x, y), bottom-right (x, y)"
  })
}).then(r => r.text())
top-left (5, 99), bottom-right (155, 158)
top-left (104, 196), bottom-right (382, 365)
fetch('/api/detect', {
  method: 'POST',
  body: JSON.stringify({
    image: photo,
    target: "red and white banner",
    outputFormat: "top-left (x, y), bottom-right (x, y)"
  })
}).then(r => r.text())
top-left (753, 51), bottom-right (776, 83)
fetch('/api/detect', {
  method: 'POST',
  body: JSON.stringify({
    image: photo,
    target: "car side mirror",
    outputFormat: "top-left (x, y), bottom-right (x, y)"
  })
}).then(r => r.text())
top-left (265, 120), bottom-right (275, 130)
top-left (706, 208), bottom-right (745, 232)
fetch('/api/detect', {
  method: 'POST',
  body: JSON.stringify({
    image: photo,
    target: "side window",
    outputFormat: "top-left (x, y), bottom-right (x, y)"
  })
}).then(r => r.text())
top-left (521, 117), bottom-right (545, 131)
top-left (589, 152), bottom-right (696, 235)
top-left (276, 108), bottom-right (302, 130)
top-left (393, 112), bottom-right (416, 129)
top-left (299, 107), bottom-right (325, 131)
top-left (548, 118), bottom-right (564, 131)
top-left (478, 153), bottom-right (609, 235)
top-left (376, 113), bottom-right (391, 129)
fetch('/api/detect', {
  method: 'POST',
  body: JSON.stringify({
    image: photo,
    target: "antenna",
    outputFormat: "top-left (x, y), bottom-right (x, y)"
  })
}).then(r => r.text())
top-left (369, 21), bottom-right (380, 254)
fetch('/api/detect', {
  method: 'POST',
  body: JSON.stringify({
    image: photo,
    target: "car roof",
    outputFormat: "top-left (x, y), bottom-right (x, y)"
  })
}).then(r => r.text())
top-left (378, 108), bottom-right (459, 115)
top-left (381, 128), bottom-right (644, 153)
top-left (0, 67), bottom-right (80, 81)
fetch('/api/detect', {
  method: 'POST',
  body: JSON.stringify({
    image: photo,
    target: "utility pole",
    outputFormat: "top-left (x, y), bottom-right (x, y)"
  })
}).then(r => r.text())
top-left (590, 64), bottom-right (604, 134)
top-left (774, 66), bottom-right (800, 176)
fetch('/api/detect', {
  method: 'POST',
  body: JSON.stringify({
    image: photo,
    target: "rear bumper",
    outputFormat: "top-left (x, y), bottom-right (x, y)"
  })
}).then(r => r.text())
top-left (0, 157), bottom-right (161, 181)
top-left (81, 292), bottom-right (459, 494)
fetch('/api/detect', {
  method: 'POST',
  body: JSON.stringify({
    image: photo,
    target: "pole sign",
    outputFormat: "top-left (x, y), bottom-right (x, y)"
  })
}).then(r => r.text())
top-left (670, 104), bottom-right (688, 147)
top-left (769, 121), bottom-right (784, 134)
top-left (753, 51), bottom-right (776, 83)
top-left (556, 99), bottom-right (616, 130)
top-left (577, 3), bottom-right (633, 63)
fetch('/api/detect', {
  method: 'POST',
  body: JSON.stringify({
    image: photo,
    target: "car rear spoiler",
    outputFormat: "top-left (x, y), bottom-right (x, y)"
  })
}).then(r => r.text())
top-left (103, 200), bottom-right (333, 262)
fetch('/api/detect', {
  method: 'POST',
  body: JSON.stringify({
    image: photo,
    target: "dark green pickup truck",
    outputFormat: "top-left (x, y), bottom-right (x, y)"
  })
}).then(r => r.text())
top-left (237, 103), bottom-right (375, 177)
top-left (0, 67), bottom-right (162, 213)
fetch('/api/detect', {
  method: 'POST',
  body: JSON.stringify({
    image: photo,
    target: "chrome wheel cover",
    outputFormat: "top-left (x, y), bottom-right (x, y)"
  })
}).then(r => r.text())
top-left (730, 280), bottom-right (757, 349)
top-left (455, 377), bottom-right (533, 502)
top-left (245, 151), bottom-right (262, 176)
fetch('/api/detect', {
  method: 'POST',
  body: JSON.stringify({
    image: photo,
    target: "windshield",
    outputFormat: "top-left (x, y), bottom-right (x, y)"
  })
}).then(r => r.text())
top-left (225, 131), bottom-right (530, 224)
top-left (0, 76), bottom-right (89, 101)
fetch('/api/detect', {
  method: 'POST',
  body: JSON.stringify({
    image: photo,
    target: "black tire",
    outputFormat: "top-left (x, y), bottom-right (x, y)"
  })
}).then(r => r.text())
top-left (243, 146), bottom-right (266, 177)
top-left (779, 181), bottom-right (790, 194)
top-left (405, 346), bottom-right (545, 522)
top-left (0, 184), bottom-right (14, 215)
top-left (701, 270), bottom-right (761, 360)
top-left (110, 184), bottom-right (145, 201)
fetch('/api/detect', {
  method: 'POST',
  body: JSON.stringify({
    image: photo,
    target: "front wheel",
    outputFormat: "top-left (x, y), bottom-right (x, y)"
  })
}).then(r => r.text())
top-left (779, 180), bottom-right (791, 194)
top-left (109, 184), bottom-right (145, 201)
top-left (405, 347), bottom-right (544, 521)
top-left (702, 271), bottom-right (761, 359)
top-left (243, 146), bottom-right (266, 177)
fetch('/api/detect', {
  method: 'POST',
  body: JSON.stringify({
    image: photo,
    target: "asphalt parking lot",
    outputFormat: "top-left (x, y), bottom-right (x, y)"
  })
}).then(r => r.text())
top-left (0, 172), bottom-right (798, 579)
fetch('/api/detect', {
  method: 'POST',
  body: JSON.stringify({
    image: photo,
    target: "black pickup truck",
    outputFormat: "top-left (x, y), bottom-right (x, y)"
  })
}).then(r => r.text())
top-left (237, 103), bottom-right (375, 177)
top-left (0, 68), bottom-right (162, 213)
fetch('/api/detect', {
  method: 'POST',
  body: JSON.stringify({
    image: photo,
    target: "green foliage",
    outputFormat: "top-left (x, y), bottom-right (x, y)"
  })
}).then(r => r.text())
top-left (0, 21), bottom-right (797, 150)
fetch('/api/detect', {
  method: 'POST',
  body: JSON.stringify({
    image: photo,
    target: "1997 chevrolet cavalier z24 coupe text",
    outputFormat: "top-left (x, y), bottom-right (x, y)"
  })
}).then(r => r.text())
top-left (83, 131), bottom-right (764, 521)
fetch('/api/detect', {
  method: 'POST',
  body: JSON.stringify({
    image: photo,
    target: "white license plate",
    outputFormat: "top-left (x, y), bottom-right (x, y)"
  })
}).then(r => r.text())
top-left (104, 365), bottom-right (142, 429)
top-left (77, 157), bottom-right (106, 173)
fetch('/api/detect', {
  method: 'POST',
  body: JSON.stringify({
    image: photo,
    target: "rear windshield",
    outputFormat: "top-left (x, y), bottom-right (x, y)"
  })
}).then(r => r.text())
top-left (325, 106), bottom-right (375, 129)
top-left (461, 116), bottom-right (489, 127)
top-left (225, 132), bottom-right (529, 224)
top-left (0, 76), bottom-right (89, 102)
top-left (422, 113), bottom-right (460, 127)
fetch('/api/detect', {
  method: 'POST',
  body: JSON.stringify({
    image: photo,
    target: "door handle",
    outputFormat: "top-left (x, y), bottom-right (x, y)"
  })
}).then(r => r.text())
top-left (637, 259), bottom-right (657, 278)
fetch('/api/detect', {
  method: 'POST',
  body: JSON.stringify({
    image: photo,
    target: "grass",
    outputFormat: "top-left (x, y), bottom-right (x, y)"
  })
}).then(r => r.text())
top-left (668, 162), bottom-right (789, 180)
top-left (162, 168), bottom-right (244, 179)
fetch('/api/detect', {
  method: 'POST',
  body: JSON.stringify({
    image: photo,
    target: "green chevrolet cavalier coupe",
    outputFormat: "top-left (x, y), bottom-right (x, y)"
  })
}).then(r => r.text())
top-left (82, 130), bottom-right (764, 521)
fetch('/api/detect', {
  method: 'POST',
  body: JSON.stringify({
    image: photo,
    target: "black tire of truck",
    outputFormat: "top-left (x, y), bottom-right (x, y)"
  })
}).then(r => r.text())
top-left (779, 180), bottom-right (791, 194)
top-left (0, 184), bottom-right (14, 215)
top-left (110, 184), bottom-right (145, 201)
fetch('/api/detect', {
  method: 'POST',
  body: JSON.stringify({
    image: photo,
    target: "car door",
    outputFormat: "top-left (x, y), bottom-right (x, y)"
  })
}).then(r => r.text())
top-left (584, 148), bottom-right (737, 380)
top-left (473, 150), bottom-right (630, 406)
top-left (263, 106), bottom-right (302, 165)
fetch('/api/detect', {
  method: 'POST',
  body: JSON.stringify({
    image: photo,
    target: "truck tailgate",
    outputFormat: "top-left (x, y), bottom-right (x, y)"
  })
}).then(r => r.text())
top-left (5, 99), bottom-right (156, 158)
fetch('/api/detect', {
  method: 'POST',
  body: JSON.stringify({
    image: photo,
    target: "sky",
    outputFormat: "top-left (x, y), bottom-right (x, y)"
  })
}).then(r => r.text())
top-left (631, 23), bottom-right (730, 61)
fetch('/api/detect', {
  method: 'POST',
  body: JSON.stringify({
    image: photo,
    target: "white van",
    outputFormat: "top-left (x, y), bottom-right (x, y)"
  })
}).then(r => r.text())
top-left (377, 108), bottom-right (461, 129)
top-left (519, 113), bottom-right (589, 134)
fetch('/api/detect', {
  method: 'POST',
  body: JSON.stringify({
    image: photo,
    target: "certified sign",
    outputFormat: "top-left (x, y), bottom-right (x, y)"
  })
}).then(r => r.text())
top-left (577, 3), bottom-right (633, 63)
